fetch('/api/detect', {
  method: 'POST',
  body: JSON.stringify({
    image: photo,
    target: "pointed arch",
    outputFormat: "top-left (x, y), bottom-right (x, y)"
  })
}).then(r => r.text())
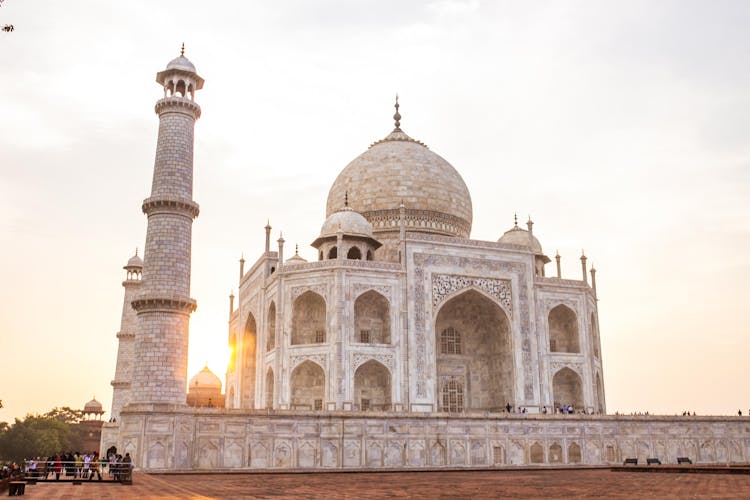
top-left (347, 246), bottom-right (362, 260)
top-left (548, 304), bottom-right (579, 353)
top-left (591, 312), bottom-right (600, 358)
top-left (241, 312), bottom-right (258, 408)
top-left (265, 368), bottom-right (274, 409)
top-left (595, 372), bottom-right (605, 414)
top-left (327, 247), bottom-right (337, 259)
top-left (290, 360), bottom-right (325, 410)
top-left (354, 360), bottom-right (391, 411)
top-left (266, 302), bottom-right (276, 351)
top-left (435, 289), bottom-right (514, 412)
top-left (354, 290), bottom-right (391, 344)
top-left (552, 367), bottom-right (584, 411)
top-left (292, 291), bottom-right (326, 345)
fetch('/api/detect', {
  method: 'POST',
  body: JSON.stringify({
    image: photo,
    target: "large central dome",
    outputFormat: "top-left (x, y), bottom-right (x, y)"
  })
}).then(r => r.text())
top-left (326, 103), bottom-right (472, 239)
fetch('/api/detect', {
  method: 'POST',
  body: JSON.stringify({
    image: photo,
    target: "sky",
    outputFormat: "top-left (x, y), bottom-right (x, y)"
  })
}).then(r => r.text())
top-left (0, 0), bottom-right (748, 422)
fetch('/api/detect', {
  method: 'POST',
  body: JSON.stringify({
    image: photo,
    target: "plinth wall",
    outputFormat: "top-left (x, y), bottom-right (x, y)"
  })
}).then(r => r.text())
top-left (104, 408), bottom-right (750, 470)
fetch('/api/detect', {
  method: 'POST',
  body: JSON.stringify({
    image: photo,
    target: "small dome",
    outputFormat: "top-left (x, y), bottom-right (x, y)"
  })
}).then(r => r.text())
top-left (125, 251), bottom-right (143, 269)
top-left (84, 398), bottom-right (103, 413)
top-left (286, 246), bottom-right (308, 264)
top-left (189, 366), bottom-right (222, 389)
top-left (166, 55), bottom-right (197, 73)
top-left (320, 207), bottom-right (373, 239)
top-left (498, 225), bottom-right (543, 254)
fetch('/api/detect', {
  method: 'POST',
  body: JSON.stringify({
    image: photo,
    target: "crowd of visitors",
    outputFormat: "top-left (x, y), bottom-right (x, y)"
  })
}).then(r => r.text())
top-left (20, 448), bottom-right (132, 481)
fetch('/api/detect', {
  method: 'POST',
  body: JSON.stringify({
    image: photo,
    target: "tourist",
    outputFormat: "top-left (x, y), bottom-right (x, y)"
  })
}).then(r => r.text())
top-left (74, 451), bottom-right (83, 478)
top-left (738, 410), bottom-right (742, 416)
top-left (53, 453), bottom-right (62, 480)
top-left (89, 452), bottom-right (102, 481)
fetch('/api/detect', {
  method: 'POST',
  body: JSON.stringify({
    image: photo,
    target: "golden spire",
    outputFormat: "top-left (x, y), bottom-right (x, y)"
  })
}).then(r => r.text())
top-left (393, 94), bottom-right (401, 131)
top-left (180, 42), bottom-right (185, 56)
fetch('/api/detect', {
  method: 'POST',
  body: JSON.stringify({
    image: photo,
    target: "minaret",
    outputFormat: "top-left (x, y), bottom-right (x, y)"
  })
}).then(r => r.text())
top-left (110, 249), bottom-right (142, 421)
top-left (129, 46), bottom-right (204, 405)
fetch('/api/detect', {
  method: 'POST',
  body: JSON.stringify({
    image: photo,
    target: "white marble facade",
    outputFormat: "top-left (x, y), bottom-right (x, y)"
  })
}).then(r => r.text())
top-left (104, 51), bottom-right (748, 471)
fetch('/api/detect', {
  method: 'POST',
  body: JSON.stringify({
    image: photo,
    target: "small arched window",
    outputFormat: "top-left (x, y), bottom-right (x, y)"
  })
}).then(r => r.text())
top-left (328, 247), bottom-right (337, 259)
top-left (440, 327), bottom-right (461, 354)
top-left (366, 250), bottom-right (373, 261)
top-left (347, 246), bottom-right (362, 260)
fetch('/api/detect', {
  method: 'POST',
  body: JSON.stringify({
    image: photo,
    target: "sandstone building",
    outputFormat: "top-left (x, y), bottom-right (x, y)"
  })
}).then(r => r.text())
top-left (101, 50), bottom-right (750, 470)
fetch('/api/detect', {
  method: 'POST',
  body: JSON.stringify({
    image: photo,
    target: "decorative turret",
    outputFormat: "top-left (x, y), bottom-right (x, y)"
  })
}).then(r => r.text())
top-left (498, 214), bottom-right (550, 276)
top-left (129, 46), bottom-right (203, 405)
top-left (313, 193), bottom-right (381, 261)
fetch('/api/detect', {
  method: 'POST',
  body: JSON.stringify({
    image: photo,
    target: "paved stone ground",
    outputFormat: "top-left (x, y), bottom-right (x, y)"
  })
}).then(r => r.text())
top-left (17, 469), bottom-right (750, 499)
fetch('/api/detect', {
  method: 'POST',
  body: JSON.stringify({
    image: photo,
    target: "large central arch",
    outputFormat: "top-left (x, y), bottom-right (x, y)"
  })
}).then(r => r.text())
top-left (434, 289), bottom-right (514, 412)
top-left (354, 290), bottom-right (391, 344)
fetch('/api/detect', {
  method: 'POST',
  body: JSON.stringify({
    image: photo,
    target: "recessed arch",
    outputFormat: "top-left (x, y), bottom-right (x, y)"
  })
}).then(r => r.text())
top-left (354, 290), bottom-right (390, 344)
top-left (366, 250), bottom-right (373, 261)
top-left (290, 360), bottom-right (325, 410)
top-left (292, 291), bottom-right (326, 345)
top-left (591, 312), bottom-right (600, 358)
top-left (227, 332), bottom-right (237, 372)
top-left (327, 247), bottom-right (337, 259)
top-left (530, 442), bottom-right (544, 464)
top-left (595, 372), bottom-right (605, 414)
top-left (265, 368), bottom-right (274, 409)
top-left (354, 360), bottom-right (391, 411)
top-left (434, 284), bottom-right (511, 321)
top-left (435, 289), bottom-right (514, 412)
top-left (552, 367), bottom-right (584, 411)
top-left (347, 246), bottom-right (362, 260)
top-left (241, 312), bottom-right (258, 408)
top-left (548, 304), bottom-right (579, 353)
top-left (266, 302), bottom-right (276, 351)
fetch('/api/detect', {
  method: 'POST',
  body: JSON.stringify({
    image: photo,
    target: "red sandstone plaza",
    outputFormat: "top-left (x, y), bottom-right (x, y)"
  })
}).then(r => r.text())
top-left (14, 469), bottom-right (750, 499)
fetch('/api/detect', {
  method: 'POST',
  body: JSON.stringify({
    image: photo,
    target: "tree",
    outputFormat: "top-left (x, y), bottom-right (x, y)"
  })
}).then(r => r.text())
top-left (0, 408), bottom-right (87, 461)
top-left (1, 0), bottom-right (14, 32)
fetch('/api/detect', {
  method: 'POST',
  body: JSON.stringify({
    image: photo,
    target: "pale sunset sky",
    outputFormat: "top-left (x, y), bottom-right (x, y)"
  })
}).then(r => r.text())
top-left (0, 1), bottom-right (748, 422)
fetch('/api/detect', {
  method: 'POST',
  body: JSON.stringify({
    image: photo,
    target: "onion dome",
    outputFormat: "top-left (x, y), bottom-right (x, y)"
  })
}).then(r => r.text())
top-left (326, 97), bottom-right (472, 238)
top-left (83, 397), bottom-right (103, 414)
top-left (124, 248), bottom-right (143, 270)
top-left (286, 244), bottom-right (308, 264)
top-left (166, 55), bottom-right (197, 73)
top-left (189, 365), bottom-right (222, 390)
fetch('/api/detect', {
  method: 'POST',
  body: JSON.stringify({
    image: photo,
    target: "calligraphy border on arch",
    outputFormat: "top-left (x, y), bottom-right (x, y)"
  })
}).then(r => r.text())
top-left (431, 274), bottom-right (512, 314)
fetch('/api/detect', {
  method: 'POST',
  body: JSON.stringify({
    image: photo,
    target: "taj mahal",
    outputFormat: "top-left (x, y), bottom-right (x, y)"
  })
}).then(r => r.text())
top-left (100, 50), bottom-right (750, 470)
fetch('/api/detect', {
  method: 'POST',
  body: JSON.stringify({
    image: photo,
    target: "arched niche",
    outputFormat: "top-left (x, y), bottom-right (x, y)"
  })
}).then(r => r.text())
top-left (353, 360), bottom-right (391, 411)
top-left (227, 332), bottom-right (237, 372)
top-left (354, 290), bottom-right (390, 344)
top-left (241, 313), bottom-right (257, 408)
top-left (290, 361), bottom-right (325, 410)
top-left (552, 367), bottom-right (584, 411)
top-left (292, 291), bottom-right (326, 345)
top-left (265, 368), bottom-right (274, 409)
top-left (434, 289), bottom-right (514, 412)
top-left (347, 246), bottom-right (362, 260)
top-left (266, 302), bottom-right (276, 351)
top-left (591, 312), bottom-right (600, 358)
top-left (328, 247), bottom-right (337, 259)
top-left (595, 372), bottom-right (605, 414)
top-left (549, 304), bottom-right (579, 353)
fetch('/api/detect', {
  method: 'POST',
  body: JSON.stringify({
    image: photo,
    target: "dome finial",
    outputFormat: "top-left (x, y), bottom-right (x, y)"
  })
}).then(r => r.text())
top-left (180, 42), bottom-right (185, 56)
top-left (344, 190), bottom-right (349, 208)
top-left (295, 243), bottom-right (299, 255)
top-left (393, 94), bottom-right (401, 131)
top-left (135, 247), bottom-right (138, 257)
top-left (514, 213), bottom-right (518, 227)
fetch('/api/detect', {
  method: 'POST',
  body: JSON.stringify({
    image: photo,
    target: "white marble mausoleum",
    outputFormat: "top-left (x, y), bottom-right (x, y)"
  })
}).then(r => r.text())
top-left (100, 50), bottom-right (750, 471)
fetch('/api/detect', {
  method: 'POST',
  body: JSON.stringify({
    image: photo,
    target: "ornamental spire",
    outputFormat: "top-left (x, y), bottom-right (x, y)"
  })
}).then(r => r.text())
top-left (180, 42), bottom-right (185, 56)
top-left (393, 94), bottom-right (401, 131)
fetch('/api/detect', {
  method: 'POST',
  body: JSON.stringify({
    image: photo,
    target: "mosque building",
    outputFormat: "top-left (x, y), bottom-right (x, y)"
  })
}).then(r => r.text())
top-left (101, 49), bottom-right (750, 470)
